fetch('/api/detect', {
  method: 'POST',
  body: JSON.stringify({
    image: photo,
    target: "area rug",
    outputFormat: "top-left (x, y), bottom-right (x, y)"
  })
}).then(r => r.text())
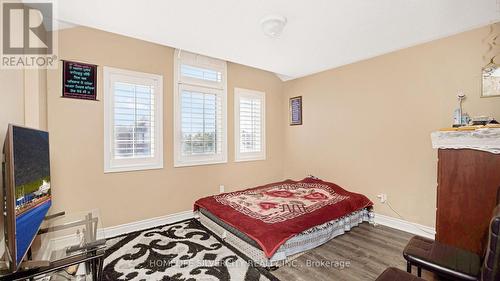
top-left (102, 219), bottom-right (278, 281)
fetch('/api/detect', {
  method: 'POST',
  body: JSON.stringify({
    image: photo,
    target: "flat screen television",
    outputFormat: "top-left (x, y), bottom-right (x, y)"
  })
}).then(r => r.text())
top-left (2, 124), bottom-right (52, 272)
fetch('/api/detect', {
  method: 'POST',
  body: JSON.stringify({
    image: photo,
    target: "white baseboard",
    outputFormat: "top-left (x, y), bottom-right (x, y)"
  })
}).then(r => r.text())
top-left (104, 210), bottom-right (194, 239)
top-left (104, 211), bottom-right (435, 241)
top-left (45, 210), bottom-right (434, 256)
top-left (374, 213), bottom-right (436, 240)
top-left (46, 210), bottom-right (194, 255)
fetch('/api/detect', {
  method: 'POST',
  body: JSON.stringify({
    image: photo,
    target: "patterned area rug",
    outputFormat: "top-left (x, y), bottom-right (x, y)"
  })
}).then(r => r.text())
top-left (103, 219), bottom-right (278, 281)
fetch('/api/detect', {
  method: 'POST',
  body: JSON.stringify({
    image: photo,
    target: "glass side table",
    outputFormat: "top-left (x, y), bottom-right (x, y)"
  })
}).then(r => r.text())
top-left (0, 209), bottom-right (107, 281)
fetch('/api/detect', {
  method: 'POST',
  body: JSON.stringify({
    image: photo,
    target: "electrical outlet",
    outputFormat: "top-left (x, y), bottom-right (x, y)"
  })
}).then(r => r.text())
top-left (219, 185), bottom-right (225, 194)
top-left (377, 193), bottom-right (387, 203)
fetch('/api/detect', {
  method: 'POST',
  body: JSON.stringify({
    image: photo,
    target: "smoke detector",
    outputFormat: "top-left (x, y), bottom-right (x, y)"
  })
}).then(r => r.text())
top-left (260, 15), bottom-right (287, 38)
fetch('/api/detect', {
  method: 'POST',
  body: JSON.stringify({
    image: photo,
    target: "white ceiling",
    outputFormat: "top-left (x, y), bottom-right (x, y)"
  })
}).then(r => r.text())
top-left (55, 0), bottom-right (500, 80)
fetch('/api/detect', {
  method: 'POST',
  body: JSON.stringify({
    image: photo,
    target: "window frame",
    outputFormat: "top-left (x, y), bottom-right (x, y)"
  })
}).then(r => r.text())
top-left (173, 50), bottom-right (228, 167)
top-left (103, 66), bottom-right (164, 173)
top-left (234, 88), bottom-right (266, 162)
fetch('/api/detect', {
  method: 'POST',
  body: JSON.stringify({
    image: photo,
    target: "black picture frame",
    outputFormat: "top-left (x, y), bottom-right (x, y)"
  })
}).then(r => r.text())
top-left (289, 96), bottom-right (302, 126)
top-left (62, 60), bottom-right (98, 100)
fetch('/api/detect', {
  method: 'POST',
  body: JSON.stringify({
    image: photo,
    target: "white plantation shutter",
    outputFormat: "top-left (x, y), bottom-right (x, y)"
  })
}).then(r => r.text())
top-left (174, 50), bottom-right (227, 167)
top-left (113, 82), bottom-right (155, 158)
top-left (104, 67), bottom-right (163, 173)
top-left (239, 98), bottom-right (262, 152)
top-left (234, 88), bottom-right (266, 161)
top-left (180, 86), bottom-right (223, 156)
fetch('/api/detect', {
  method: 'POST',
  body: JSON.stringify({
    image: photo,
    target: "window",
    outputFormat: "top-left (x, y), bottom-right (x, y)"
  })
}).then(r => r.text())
top-left (104, 67), bottom-right (163, 173)
top-left (174, 50), bottom-right (227, 167)
top-left (234, 88), bottom-right (266, 162)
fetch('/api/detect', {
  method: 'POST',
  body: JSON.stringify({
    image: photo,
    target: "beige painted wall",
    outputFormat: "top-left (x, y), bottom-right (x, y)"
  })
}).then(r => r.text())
top-left (0, 0), bottom-right (45, 142)
top-left (0, 70), bottom-right (24, 149)
top-left (282, 26), bottom-right (500, 227)
top-left (46, 27), bottom-right (284, 227)
top-left (3, 24), bottom-right (498, 230)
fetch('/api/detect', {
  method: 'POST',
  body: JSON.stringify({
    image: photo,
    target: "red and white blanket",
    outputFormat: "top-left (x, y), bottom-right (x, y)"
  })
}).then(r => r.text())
top-left (194, 177), bottom-right (373, 257)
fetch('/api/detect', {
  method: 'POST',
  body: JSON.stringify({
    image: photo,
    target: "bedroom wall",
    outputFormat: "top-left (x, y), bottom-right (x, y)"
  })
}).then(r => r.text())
top-left (282, 25), bottom-right (500, 227)
top-left (46, 27), bottom-right (284, 228)
top-left (0, 69), bottom-right (24, 152)
top-left (0, 69), bottom-right (47, 139)
top-left (4, 24), bottom-right (498, 231)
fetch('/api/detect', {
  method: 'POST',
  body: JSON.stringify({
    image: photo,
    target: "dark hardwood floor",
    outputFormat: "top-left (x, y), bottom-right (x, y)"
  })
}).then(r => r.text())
top-left (272, 223), bottom-right (439, 281)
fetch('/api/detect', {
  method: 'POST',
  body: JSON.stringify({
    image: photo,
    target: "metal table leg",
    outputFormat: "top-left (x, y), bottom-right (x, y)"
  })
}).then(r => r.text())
top-left (97, 255), bottom-right (104, 281)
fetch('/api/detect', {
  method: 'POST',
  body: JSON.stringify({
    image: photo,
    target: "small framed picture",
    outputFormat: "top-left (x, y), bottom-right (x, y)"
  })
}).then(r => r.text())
top-left (289, 96), bottom-right (302, 126)
top-left (482, 63), bottom-right (500, 98)
top-left (62, 60), bottom-right (98, 100)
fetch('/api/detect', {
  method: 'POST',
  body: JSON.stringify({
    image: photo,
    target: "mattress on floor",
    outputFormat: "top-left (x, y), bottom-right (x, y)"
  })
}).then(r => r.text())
top-left (197, 208), bottom-right (374, 267)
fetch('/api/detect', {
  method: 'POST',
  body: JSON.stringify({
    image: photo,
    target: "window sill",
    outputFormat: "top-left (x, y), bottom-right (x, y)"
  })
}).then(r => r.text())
top-left (104, 163), bottom-right (163, 174)
top-left (234, 155), bottom-right (266, 162)
top-left (174, 159), bottom-right (228, 168)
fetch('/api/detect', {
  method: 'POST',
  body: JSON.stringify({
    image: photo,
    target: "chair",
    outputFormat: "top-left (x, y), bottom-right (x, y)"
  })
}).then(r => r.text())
top-left (402, 205), bottom-right (500, 280)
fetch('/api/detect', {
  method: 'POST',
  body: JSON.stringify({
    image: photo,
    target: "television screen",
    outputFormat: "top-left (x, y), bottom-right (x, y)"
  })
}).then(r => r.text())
top-left (3, 125), bottom-right (52, 270)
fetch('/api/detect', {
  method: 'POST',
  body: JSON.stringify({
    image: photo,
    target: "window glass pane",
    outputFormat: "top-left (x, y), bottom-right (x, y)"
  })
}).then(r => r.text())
top-left (181, 64), bottom-right (222, 82)
top-left (181, 89), bottom-right (220, 156)
top-left (113, 82), bottom-right (155, 159)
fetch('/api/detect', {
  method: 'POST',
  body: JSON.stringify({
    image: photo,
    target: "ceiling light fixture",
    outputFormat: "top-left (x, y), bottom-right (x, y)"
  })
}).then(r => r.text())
top-left (260, 15), bottom-right (287, 38)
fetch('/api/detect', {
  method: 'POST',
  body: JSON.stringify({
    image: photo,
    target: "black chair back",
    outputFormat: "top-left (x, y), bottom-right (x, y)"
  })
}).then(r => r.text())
top-left (481, 205), bottom-right (500, 281)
